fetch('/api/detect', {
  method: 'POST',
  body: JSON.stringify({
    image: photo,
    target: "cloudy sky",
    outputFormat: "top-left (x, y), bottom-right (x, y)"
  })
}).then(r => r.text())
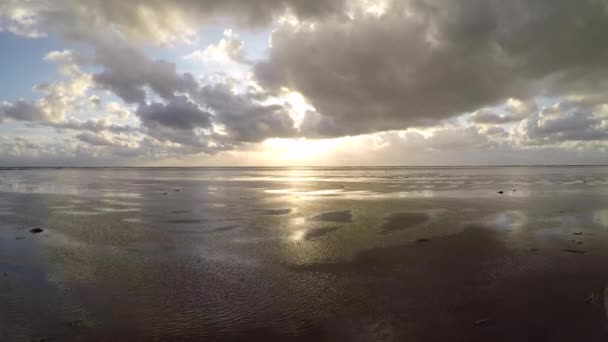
top-left (1, 0), bottom-right (608, 166)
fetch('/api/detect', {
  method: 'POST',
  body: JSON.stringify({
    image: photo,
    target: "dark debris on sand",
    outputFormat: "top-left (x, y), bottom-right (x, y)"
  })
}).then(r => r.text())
top-left (68, 320), bottom-right (84, 328)
top-left (474, 319), bottom-right (490, 327)
top-left (585, 292), bottom-right (600, 305)
top-left (497, 191), bottom-right (504, 194)
top-left (29, 228), bottom-right (44, 234)
top-left (561, 249), bottom-right (585, 254)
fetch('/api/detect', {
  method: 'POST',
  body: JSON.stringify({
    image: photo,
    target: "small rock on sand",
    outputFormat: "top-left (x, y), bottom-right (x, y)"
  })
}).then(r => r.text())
top-left (585, 292), bottom-right (599, 305)
top-left (604, 287), bottom-right (608, 318)
top-left (68, 320), bottom-right (84, 328)
top-left (29, 228), bottom-right (44, 234)
top-left (497, 191), bottom-right (504, 194)
top-left (416, 238), bottom-right (431, 243)
top-left (474, 319), bottom-right (490, 326)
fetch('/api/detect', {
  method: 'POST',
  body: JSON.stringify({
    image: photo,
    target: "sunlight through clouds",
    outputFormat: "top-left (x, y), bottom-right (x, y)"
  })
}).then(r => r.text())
top-left (1, 0), bottom-right (608, 165)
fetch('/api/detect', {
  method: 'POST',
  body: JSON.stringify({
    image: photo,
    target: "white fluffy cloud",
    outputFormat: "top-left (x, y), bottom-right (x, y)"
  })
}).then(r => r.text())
top-left (184, 29), bottom-right (247, 64)
top-left (1, 50), bottom-right (91, 123)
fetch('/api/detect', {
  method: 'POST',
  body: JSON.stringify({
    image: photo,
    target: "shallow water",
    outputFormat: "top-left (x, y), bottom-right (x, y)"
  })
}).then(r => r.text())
top-left (1, 166), bottom-right (608, 341)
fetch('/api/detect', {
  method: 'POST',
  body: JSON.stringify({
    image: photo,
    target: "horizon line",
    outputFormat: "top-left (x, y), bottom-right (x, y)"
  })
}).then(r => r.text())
top-left (1, 164), bottom-right (608, 169)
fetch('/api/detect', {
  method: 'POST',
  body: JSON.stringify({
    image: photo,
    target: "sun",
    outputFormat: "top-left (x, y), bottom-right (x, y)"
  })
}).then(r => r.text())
top-left (263, 138), bottom-right (338, 162)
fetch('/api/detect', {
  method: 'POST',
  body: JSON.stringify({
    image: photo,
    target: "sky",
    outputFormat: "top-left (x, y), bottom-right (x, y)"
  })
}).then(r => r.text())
top-left (1, 0), bottom-right (608, 166)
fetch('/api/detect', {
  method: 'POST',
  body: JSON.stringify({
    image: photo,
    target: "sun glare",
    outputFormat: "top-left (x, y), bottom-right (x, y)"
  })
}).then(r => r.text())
top-left (264, 138), bottom-right (337, 161)
top-left (283, 91), bottom-right (315, 128)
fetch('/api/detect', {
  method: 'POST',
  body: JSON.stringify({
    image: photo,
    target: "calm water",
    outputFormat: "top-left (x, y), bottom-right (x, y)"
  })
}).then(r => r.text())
top-left (1, 166), bottom-right (608, 341)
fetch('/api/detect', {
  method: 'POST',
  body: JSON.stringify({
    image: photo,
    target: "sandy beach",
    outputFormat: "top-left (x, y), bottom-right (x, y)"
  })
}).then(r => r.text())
top-left (1, 166), bottom-right (608, 341)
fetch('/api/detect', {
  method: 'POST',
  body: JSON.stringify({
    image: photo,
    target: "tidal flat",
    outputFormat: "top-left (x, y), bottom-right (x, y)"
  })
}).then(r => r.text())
top-left (1, 166), bottom-right (608, 341)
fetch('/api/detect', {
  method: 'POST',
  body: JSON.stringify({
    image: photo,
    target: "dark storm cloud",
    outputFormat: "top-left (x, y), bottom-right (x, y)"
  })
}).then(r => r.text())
top-left (136, 95), bottom-right (212, 131)
top-left (6, 0), bottom-right (347, 46)
top-left (469, 110), bottom-right (517, 125)
top-left (519, 103), bottom-right (608, 144)
top-left (131, 96), bottom-right (219, 151)
top-left (255, 0), bottom-right (608, 137)
top-left (0, 101), bottom-right (46, 122)
top-left (92, 43), bottom-right (198, 104)
top-left (196, 84), bottom-right (297, 142)
top-left (49, 119), bottom-right (136, 134)
top-left (85, 34), bottom-right (297, 147)
top-left (50, 0), bottom-right (347, 32)
top-left (75, 132), bottom-right (115, 146)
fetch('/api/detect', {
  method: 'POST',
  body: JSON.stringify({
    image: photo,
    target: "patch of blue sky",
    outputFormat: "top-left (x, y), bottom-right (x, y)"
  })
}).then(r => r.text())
top-left (145, 25), bottom-right (270, 77)
top-left (0, 32), bottom-right (64, 101)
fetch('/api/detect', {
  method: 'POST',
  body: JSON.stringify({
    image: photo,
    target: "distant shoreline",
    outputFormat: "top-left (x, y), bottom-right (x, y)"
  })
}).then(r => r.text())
top-left (1, 165), bottom-right (607, 170)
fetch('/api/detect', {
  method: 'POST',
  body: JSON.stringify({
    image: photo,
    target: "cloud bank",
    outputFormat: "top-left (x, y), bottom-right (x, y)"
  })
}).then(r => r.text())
top-left (1, 0), bottom-right (608, 165)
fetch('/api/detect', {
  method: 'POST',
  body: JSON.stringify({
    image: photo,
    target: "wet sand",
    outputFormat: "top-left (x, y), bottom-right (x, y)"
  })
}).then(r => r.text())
top-left (307, 210), bottom-right (353, 223)
top-left (1, 166), bottom-right (608, 341)
top-left (379, 212), bottom-right (430, 232)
